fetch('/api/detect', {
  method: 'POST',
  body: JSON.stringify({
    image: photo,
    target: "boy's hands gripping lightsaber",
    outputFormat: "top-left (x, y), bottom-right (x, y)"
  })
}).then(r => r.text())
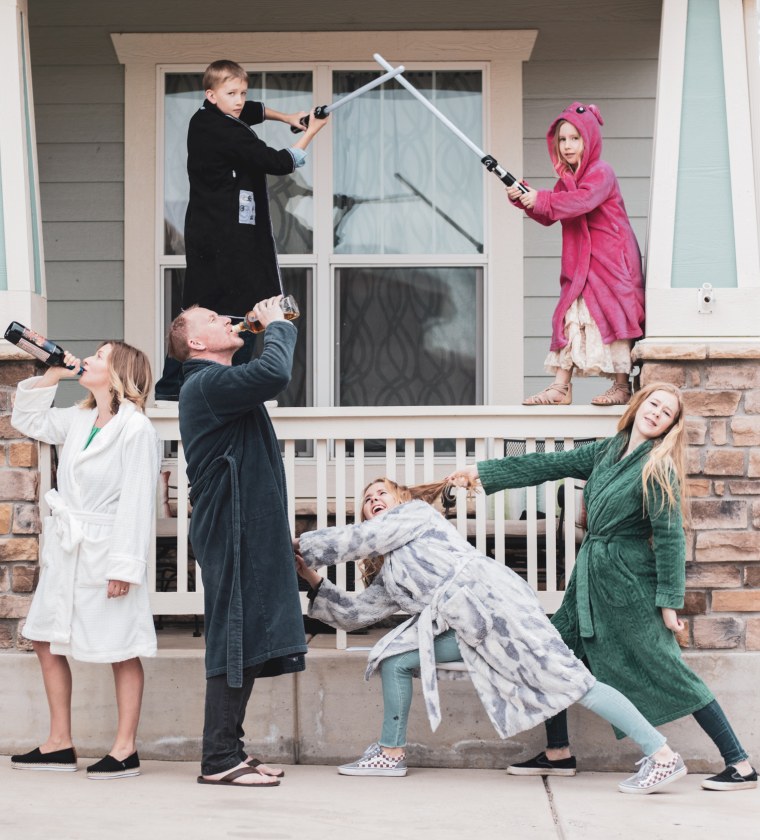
top-left (291, 63), bottom-right (406, 133)
top-left (373, 53), bottom-right (529, 194)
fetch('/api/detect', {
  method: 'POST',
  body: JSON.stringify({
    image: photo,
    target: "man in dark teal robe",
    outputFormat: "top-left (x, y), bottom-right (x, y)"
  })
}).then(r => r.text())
top-left (169, 298), bottom-right (306, 785)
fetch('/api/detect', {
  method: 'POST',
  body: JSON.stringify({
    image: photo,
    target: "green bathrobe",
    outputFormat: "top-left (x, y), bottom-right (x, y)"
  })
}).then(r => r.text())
top-left (479, 432), bottom-right (713, 731)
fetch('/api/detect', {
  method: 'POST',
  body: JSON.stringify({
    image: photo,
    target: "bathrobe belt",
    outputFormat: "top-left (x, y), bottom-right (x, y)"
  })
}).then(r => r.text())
top-left (189, 449), bottom-right (245, 688)
top-left (578, 531), bottom-right (642, 639)
top-left (416, 555), bottom-right (473, 732)
top-left (44, 489), bottom-right (116, 644)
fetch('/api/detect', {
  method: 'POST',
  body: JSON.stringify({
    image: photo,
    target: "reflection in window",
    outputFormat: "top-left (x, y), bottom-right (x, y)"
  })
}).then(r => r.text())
top-left (333, 71), bottom-right (483, 255)
top-left (163, 71), bottom-right (313, 256)
top-left (162, 266), bottom-right (312, 407)
top-left (336, 267), bottom-right (483, 406)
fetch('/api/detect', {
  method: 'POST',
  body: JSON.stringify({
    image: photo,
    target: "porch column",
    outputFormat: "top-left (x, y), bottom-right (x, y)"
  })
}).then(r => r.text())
top-left (0, 0), bottom-right (46, 333)
top-left (634, 0), bottom-right (760, 666)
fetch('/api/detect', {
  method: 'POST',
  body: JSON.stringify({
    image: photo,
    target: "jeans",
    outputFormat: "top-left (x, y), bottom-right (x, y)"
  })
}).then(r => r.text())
top-left (379, 629), bottom-right (462, 748)
top-left (577, 682), bottom-right (665, 757)
top-left (201, 664), bottom-right (264, 776)
top-left (546, 697), bottom-right (747, 765)
top-left (693, 699), bottom-right (748, 766)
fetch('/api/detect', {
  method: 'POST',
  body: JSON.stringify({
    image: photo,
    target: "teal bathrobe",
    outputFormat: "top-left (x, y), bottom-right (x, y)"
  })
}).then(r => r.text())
top-left (479, 433), bottom-right (713, 730)
top-left (179, 322), bottom-right (307, 687)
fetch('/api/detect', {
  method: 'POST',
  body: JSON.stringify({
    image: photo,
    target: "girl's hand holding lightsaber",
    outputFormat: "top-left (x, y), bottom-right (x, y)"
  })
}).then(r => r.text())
top-left (512, 186), bottom-right (538, 210)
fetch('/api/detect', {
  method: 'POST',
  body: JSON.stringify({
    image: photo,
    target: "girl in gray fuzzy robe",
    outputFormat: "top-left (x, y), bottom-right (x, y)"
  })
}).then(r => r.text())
top-left (296, 478), bottom-right (687, 793)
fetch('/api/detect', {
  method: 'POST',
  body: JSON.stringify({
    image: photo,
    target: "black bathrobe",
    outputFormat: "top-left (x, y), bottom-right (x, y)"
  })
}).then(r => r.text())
top-left (179, 322), bottom-right (306, 686)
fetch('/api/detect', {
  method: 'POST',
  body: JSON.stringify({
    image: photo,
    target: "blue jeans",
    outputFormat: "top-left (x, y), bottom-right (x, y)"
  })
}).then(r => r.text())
top-left (201, 664), bottom-right (264, 775)
top-left (546, 698), bottom-right (747, 765)
top-left (379, 629), bottom-right (462, 747)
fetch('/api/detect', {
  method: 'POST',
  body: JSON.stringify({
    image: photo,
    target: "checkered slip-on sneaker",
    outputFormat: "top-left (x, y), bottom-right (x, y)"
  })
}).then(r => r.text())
top-left (338, 743), bottom-right (408, 777)
top-left (618, 752), bottom-right (687, 794)
top-left (701, 765), bottom-right (758, 791)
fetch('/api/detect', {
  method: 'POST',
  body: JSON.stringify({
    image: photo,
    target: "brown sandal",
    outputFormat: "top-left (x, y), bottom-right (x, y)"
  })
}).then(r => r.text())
top-left (197, 766), bottom-right (281, 787)
top-left (591, 383), bottom-right (631, 406)
top-left (246, 756), bottom-right (285, 778)
top-left (522, 382), bottom-right (572, 406)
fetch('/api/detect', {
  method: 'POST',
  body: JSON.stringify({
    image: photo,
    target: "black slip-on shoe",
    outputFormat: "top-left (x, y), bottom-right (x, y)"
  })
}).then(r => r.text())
top-left (11, 746), bottom-right (78, 772)
top-left (507, 751), bottom-right (577, 776)
top-left (86, 751), bottom-right (141, 779)
top-left (701, 765), bottom-right (758, 791)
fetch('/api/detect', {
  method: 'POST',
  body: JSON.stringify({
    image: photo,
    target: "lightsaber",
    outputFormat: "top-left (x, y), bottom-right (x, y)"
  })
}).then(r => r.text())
top-left (373, 53), bottom-right (529, 194)
top-left (292, 63), bottom-right (405, 133)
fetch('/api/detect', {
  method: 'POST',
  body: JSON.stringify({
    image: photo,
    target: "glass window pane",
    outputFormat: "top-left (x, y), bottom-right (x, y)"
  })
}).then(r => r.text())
top-left (163, 71), bottom-right (313, 256)
top-left (162, 266), bottom-right (313, 407)
top-left (336, 267), bottom-right (482, 406)
top-left (333, 71), bottom-right (483, 255)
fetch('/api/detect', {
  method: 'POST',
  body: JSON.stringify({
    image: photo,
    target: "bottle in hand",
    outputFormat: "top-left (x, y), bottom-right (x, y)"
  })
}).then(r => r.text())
top-left (4, 321), bottom-right (83, 374)
top-left (231, 295), bottom-right (300, 334)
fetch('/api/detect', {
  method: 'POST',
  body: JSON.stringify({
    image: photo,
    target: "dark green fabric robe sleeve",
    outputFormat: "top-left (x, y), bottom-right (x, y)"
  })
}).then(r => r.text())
top-left (478, 437), bottom-right (610, 494)
top-left (647, 481), bottom-right (686, 609)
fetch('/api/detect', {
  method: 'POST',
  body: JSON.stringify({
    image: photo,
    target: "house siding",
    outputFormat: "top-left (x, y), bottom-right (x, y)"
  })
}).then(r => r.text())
top-left (28, 0), bottom-right (660, 405)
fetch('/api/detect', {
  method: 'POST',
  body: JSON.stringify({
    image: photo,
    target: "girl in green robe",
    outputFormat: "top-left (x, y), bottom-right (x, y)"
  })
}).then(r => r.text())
top-left (450, 382), bottom-right (756, 792)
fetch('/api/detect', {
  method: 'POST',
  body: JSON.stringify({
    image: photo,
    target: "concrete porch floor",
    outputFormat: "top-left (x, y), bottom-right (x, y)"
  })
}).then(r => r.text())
top-left (0, 628), bottom-right (758, 773)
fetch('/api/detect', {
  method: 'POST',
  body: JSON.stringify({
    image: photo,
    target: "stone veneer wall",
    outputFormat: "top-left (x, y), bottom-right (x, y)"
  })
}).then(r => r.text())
top-left (0, 350), bottom-right (39, 651)
top-left (636, 343), bottom-right (760, 651)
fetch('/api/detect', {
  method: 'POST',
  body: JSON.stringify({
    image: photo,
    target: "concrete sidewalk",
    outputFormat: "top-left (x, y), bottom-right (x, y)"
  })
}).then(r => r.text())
top-left (2, 760), bottom-right (758, 840)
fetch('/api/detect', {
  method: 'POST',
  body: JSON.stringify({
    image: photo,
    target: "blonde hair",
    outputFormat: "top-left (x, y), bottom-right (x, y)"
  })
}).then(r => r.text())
top-left (167, 305), bottom-right (199, 362)
top-left (358, 477), bottom-right (450, 586)
top-left (617, 382), bottom-right (689, 521)
top-left (80, 341), bottom-right (152, 415)
top-left (551, 120), bottom-right (583, 176)
top-left (203, 60), bottom-right (247, 92)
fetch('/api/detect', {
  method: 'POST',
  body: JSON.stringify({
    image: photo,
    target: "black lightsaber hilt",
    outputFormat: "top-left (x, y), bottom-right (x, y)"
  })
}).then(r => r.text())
top-left (290, 104), bottom-right (330, 134)
top-left (481, 155), bottom-right (529, 194)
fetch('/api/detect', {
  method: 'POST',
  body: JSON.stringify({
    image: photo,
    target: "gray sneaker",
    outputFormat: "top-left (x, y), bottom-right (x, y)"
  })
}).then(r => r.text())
top-left (618, 752), bottom-right (687, 794)
top-left (338, 743), bottom-right (408, 777)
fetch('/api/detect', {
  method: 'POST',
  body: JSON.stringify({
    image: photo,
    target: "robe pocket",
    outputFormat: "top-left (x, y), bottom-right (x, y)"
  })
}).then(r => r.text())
top-left (597, 547), bottom-right (650, 606)
top-left (74, 534), bottom-right (112, 587)
top-left (442, 587), bottom-right (493, 647)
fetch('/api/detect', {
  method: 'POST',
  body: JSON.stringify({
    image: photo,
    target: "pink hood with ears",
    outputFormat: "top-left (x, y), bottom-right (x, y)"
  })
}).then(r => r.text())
top-left (547, 102), bottom-right (604, 181)
top-left (514, 102), bottom-right (645, 353)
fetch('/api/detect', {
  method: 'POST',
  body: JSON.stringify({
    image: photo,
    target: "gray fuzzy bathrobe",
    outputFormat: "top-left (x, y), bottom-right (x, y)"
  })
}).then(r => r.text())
top-left (299, 499), bottom-right (595, 739)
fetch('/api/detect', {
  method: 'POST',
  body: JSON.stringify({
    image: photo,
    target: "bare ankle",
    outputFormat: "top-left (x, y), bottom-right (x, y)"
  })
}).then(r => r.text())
top-left (380, 746), bottom-right (406, 758)
top-left (545, 747), bottom-right (572, 761)
top-left (652, 744), bottom-right (675, 762)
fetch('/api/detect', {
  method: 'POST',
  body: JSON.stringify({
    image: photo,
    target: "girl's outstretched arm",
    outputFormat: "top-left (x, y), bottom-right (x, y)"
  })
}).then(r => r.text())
top-left (531, 163), bottom-right (617, 222)
top-left (298, 500), bottom-right (432, 569)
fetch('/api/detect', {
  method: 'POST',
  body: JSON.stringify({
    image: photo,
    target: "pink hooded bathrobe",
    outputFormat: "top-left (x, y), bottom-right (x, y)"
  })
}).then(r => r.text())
top-left (517, 103), bottom-right (645, 353)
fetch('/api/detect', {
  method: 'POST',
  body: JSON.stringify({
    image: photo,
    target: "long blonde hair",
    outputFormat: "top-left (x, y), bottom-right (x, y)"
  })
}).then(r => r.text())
top-left (617, 382), bottom-right (689, 521)
top-left (358, 477), bottom-right (451, 586)
top-left (79, 340), bottom-right (153, 415)
top-left (551, 119), bottom-right (583, 176)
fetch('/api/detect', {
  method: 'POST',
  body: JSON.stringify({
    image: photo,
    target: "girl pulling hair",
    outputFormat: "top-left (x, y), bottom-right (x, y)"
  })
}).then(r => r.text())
top-left (509, 102), bottom-right (644, 406)
top-left (295, 474), bottom-right (687, 793)
top-left (449, 382), bottom-right (756, 791)
top-left (11, 341), bottom-right (160, 780)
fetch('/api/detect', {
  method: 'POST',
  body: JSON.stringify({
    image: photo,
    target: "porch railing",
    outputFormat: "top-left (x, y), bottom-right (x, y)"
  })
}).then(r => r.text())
top-left (41, 406), bottom-right (621, 649)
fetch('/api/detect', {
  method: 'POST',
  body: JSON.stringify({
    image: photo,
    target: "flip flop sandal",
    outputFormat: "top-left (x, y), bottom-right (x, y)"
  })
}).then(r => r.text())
top-left (197, 766), bottom-right (281, 787)
top-left (246, 757), bottom-right (285, 778)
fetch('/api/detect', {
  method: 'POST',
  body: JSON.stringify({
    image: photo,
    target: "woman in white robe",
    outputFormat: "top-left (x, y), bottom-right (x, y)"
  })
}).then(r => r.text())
top-left (296, 478), bottom-right (687, 794)
top-left (10, 341), bottom-right (160, 780)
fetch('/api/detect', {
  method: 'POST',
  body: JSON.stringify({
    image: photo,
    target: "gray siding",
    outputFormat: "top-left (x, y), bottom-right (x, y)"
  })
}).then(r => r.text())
top-left (28, 0), bottom-right (660, 406)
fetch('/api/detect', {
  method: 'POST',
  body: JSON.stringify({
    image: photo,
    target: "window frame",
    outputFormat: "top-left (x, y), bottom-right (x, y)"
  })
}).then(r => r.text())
top-left (113, 30), bottom-right (537, 404)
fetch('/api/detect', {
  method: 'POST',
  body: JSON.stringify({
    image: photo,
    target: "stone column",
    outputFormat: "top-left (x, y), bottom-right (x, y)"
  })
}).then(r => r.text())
top-left (0, 347), bottom-right (38, 649)
top-left (636, 343), bottom-right (760, 653)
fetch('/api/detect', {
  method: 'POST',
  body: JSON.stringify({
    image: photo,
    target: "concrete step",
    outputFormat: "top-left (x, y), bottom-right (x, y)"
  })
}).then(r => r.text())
top-left (1, 630), bottom-right (757, 773)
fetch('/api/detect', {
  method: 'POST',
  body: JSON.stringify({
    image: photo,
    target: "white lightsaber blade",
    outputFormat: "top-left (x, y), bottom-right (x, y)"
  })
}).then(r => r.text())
top-left (292, 63), bottom-right (405, 132)
top-left (373, 53), bottom-right (528, 193)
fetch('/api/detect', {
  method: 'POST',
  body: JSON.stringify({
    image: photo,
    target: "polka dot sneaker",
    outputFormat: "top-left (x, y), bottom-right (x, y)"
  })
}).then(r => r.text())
top-left (338, 743), bottom-right (407, 777)
top-left (618, 752), bottom-right (687, 794)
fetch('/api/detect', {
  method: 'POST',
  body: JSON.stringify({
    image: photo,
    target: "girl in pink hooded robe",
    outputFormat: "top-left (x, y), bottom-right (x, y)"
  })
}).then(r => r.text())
top-left (509, 103), bottom-right (644, 406)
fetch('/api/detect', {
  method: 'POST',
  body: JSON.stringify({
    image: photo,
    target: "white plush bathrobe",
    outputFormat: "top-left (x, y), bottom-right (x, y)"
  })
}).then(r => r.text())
top-left (12, 377), bottom-right (160, 662)
top-left (299, 500), bottom-right (595, 740)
